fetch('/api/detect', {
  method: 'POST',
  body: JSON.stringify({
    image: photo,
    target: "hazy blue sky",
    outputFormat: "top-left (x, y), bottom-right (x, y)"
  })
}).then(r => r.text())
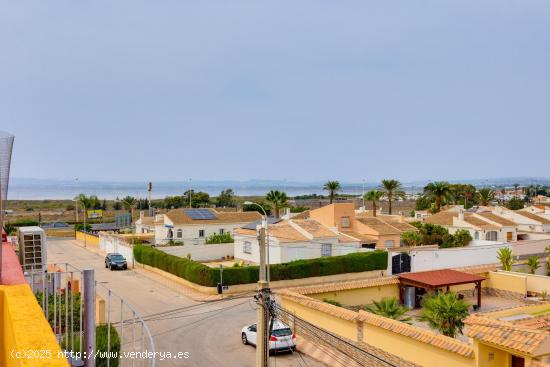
top-left (1, 1), bottom-right (549, 183)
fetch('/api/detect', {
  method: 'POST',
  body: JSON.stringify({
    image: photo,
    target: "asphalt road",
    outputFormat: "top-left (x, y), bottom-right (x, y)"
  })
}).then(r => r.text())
top-left (47, 239), bottom-right (326, 367)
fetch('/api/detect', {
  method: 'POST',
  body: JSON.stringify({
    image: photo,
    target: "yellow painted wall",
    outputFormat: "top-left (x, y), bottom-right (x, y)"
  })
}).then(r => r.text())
top-left (0, 284), bottom-right (69, 367)
top-left (310, 203), bottom-right (356, 231)
top-left (281, 297), bottom-right (358, 340)
top-left (486, 271), bottom-right (527, 295)
top-left (75, 231), bottom-right (100, 247)
top-left (525, 274), bottom-right (550, 294)
top-left (308, 284), bottom-right (399, 306)
top-left (475, 341), bottom-right (511, 367)
top-left (362, 323), bottom-right (473, 367)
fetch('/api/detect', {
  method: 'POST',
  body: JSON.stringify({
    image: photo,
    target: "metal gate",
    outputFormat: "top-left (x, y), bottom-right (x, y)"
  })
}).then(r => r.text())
top-left (23, 263), bottom-right (156, 367)
top-left (391, 253), bottom-right (411, 275)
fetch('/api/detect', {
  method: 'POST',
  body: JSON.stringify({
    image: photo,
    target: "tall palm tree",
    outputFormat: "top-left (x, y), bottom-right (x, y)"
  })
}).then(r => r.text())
top-left (364, 189), bottom-right (383, 217)
top-left (513, 183), bottom-right (520, 198)
top-left (477, 188), bottom-right (495, 206)
top-left (265, 190), bottom-right (288, 218)
top-left (423, 181), bottom-right (451, 213)
top-left (366, 297), bottom-right (411, 323)
top-left (380, 179), bottom-right (405, 215)
top-left (121, 196), bottom-right (137, 219)
top-left (421, 292), bottom-right (469, 338)
top-left (323, 181), bottom-right (341, 204)
top-left (527, 256), bottom-right (540, 274)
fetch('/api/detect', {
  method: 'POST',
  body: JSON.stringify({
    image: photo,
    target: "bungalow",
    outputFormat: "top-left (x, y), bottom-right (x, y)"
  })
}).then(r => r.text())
top-left (234, 218), bottom-right (361, 264)
top-left (490, 206), bottom-right (550, 233)
top-left (135, 211), bottom-right (158, 234)
top-left (151, 208), bottom-right (261, 245)
top-left (424, 207), bottom-right (518, 242)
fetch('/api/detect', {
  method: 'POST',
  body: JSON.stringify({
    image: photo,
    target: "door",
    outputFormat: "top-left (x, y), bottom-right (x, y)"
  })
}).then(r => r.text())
top-left (511, 355), bottom-right (524, 367)
top-left (392, 253), bottom-right (411, 275)
top-left (507, 232), bottom-right (513, 241)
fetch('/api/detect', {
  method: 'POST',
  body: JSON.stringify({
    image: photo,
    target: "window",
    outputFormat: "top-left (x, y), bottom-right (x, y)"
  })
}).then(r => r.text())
top-left (321, 243), bottom-right (332, 257)
top-left (177, 229), bottom-right (183, 239)
top-left (485, 231), bottom-right (498, 241)
top-left (474, 231), bottom-right (479, 240)
top-left (362, 243), bottom-right (376, 249)
top-left (385, 240), bottom-right (394, 249)
top-left (167, 229), bottom-right (173, 239)
top-left (340, 216), bottom-right (351, 228)
top-left (219, 228), bottom-right (225, 235)
top-left (199, 229), bottom-right (205, 238)
top-left (243, 241), bottom-right (252, 254)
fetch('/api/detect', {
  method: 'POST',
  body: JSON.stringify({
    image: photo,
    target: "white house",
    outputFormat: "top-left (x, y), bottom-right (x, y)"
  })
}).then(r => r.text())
top-left (150, 208), bottom-right (261, 245)
top-left (424, 206), bottom-right (518, 242)
top-left (135, 211), bottom-right (158, 234)
top-left (490, 206), bottom-right (550, 234)
top-left (234, 218), bottom-right (363, 264)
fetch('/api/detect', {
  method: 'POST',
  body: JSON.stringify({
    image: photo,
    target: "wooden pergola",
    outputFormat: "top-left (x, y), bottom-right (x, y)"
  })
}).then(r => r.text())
top-left (398, 269), bottom-right (485, 309)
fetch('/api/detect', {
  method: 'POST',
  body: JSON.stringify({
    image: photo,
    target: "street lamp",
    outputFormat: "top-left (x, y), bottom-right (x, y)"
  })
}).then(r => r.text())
top-left (244, 201), bottom-right (270, 282)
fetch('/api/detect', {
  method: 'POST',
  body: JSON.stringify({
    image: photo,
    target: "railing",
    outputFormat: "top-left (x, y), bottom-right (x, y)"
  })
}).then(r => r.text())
top-left (23, 263), bottom-right (156, 367)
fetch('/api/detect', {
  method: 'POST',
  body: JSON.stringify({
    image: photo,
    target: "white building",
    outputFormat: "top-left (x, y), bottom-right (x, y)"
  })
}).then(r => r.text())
top-left (234, 218), bottom-right (363, 264)
top-left (147, 208), bottom-right (261, 245)
top-left (490, 206), bottom-right (550, 234)
top-left (424, 206), bottom-right (518, 242)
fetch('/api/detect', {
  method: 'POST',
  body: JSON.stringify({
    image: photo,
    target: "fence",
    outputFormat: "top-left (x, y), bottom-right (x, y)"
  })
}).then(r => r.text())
top-left (23, 263), bottom-right (156, 367)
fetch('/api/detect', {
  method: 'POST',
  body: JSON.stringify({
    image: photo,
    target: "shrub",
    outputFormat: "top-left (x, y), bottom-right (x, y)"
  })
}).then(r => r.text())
top-left (401, 231), bottom-right (422, 247)
top-left (133, 245), bottom-right (387, 286)
top-left (205, 232), bottom-right (234, 244)
top-left (13, 219), bottom-right (39, 227)
top-left (63, 325), bottom-right (120, 367)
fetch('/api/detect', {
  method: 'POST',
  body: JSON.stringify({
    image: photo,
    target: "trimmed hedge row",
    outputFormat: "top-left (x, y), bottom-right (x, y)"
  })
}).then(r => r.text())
top-left (133, 245), bottom-right (388, 287)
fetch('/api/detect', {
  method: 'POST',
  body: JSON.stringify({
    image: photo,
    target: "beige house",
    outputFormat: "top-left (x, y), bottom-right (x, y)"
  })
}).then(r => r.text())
top-left (135, 211), bottom-right (159, 234)
top-left (489, 206), bottom-right (550, 234)
top-left (234, 218), bottom-right (361, 264)
top-left (300, 202), bottom-right (417, 250)
top-left (424, 207), bottom-right (517, 242)
top-left (150, 208), bottom-right (261, 245)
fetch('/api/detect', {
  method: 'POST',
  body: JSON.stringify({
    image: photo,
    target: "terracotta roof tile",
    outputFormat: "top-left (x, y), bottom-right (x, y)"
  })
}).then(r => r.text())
top-left (463, 213), bottom-right (499, 230)
top-left (424, 211), bottom-right (456, 226)
top-left (288, 276), bottom-right (398, 295)
top-left (292, 219), bottom-right (337, 238)
top-left (356, 217), bottom-right (414, 235)
top-left (477, 212), bottom-right (517, 226)
top-left (518, 211), bottom-right (550, 225)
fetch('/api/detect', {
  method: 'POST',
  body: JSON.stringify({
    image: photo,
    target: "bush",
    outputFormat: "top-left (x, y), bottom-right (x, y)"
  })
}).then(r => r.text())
top-left (133, 245), bottom-right (387, 286)
top-left (75, 223), bottom-right (92, 232)
top-left (13, 219), bottom-right (39, 227)
top-left (63, 325), bottom-right (120, 367)
top-left (506, 197), bottom-right (525, 210)
top-left (205, 232), bottom-right (234, 244)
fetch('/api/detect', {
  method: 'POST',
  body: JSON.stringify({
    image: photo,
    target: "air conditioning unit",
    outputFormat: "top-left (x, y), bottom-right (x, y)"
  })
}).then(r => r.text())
top-left (17, 226), bottom-right (47, 274)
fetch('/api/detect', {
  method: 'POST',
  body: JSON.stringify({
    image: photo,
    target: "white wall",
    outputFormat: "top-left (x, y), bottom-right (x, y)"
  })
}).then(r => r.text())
top-left (159, 243), bottom-right (234, 262)
top-left (99, 234), bottom-right (135, 267)
top-left (404, 242), bottom-right (513, 273)
top-left (154, 222), bottom-right (248, 245)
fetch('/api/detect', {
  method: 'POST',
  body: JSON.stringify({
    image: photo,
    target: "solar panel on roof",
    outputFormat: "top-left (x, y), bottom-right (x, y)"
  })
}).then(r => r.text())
top-left (184, 208), bottom-right (217, 220)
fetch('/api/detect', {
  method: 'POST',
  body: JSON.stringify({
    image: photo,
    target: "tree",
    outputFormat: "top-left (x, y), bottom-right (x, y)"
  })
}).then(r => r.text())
top-left (323, 181), bottom-right (341, 204)
top-left (477, 188), bottom-right (495, 206)
top-left (121, 196), bottom-right (137, 218)
top-left (216, 189), bottom-right (235, 208)
top-left (364, 190), bottom-right (383, 217)
top-left (366, 297), bottom-right (411, 323)
top-left (265, 190), bottom-right (288, 218)
top-left (451, 229), bottom-right (473, 247)
top-left (423, 181), bottom-right (452, 213)
top-left (242, 200), bottom-right (272, 216)
top-left (101, 199), bottom-right (107, 211)
top-left (449, 184), bottom-right (477, 209)
top-left (401, 231), bottom-right (422, 247)
top-left (380, 179), bottom-right (405, 215)
top-left (184, 191), bottom-right (211, 208)
top-left (421, 292), bottom-right (469, 338)
top-left (513, 183), bottom-right (520, 198)
top-left (497, 247), bottom-right (514, 271)
top-left (506, 197), bottom-right (525, 210)
top-left (113, 200), bottom-right (122, 210)
top-left (527, 256), bottom-right (540, 274)
top-left (77, 194), bottom-right (99, 219)
top-left (415, 196), bottom-right (432, 211)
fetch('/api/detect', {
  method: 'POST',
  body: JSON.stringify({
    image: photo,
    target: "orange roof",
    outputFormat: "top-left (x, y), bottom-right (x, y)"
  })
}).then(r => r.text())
top-left (423, 211), bottom-right (456, 226)
top-left (518, 210), bottom-right (550, 225)
top-left (291, 219), bottom-right (336, 238)
top-left (463, 213), bottom-right (499, 229)
top-left (356, 217), bottom-right (415, 235)
top-left (477, 212), bottom-right (517, 226)
top-left (399, 269), bottom-right (485, 288)
top-left (465, 315), bottom-right (550, 357)
top-left (340, 231), bottom-right (378, 243)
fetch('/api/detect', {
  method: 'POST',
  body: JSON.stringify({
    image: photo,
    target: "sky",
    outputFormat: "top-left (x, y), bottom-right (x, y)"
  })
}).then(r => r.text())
top-left (1, 1), bottom-right (549, 183)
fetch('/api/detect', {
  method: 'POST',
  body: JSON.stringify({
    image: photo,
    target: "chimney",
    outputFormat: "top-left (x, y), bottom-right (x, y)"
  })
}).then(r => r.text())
top-left (140, 211), bottom-right (145, 220)
top-left (398, 211), bottom-right (405, 223)
top-left (458, 209), bottom-right (464, 221)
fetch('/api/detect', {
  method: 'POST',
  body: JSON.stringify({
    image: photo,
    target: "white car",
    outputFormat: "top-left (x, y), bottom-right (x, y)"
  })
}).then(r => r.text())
top-left (241, 320), bottom-right (296, 353)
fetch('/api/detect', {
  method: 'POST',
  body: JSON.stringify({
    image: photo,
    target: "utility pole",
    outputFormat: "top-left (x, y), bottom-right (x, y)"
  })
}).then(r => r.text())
top-left (256, 226), bottom-right (270, 367)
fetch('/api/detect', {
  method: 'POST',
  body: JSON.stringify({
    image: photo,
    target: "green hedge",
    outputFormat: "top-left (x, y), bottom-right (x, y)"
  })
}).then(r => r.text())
top-left (134, 245), bottom-right (387, 287)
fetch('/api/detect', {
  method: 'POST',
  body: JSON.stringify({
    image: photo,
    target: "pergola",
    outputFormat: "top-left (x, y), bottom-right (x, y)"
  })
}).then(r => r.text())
top-left (398, 269), bottom-right (485, 309)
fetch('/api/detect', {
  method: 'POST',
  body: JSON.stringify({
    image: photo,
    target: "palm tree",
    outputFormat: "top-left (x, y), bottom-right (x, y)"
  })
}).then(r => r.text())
top-left (265, 190), bottom-right (288, 218)
top-left (380, 179), bottom-right (405, 215)
top-left (364, 189), bottom-right (383, 217)
top-left (365, 297), bottom-right (411, 323)
top-left (323, 181), bottom-right (341, 204)
top-left (527, 256), bottom-right (540, 274)
top-left (421, 292), bottom-right (469, 338)
top-left (401, 231), bottom-right (422, 247)
top-left (121, 196), bottom-right (137, 219)
top-left (513, 183), bottom-right (520, 199)
top-left (77, 194), bottom-right (99, 217)
top-left (497, 247), bottom-right (514, 271)
top-left (476, 188), bottom-right (495, 206)
top-left (423, 181), bottom-right (451, 213)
